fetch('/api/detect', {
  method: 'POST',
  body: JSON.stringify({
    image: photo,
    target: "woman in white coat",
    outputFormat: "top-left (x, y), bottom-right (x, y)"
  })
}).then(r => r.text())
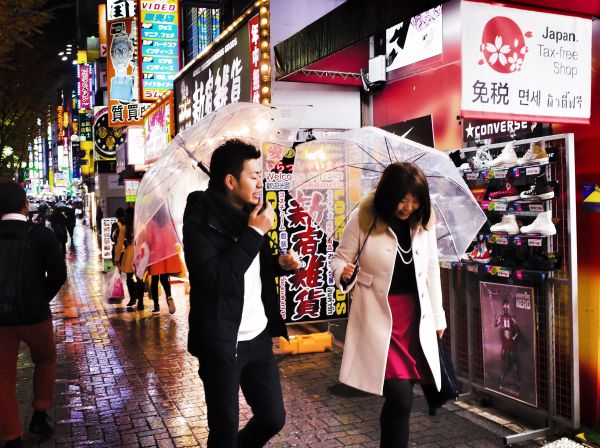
top-left (331, 162), bottom-right (447, 448)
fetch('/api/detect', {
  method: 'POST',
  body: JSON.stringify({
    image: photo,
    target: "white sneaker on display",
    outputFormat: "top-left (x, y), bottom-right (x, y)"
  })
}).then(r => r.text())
top-left (490, 215), bottom-right (520, 235)
top-left (488, 141), bottom-right (518, 168)
top-left (517, 141), bottom-right (549, 166)
top-left (519, 211), bottom-right (556, 236)
top-left (471, 147), bottom-right (493, 171)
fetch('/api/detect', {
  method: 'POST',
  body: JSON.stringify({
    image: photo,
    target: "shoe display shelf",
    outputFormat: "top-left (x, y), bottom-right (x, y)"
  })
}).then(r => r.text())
top-left (482, 199), bottom-right (549, 216)
top-left (443, 260), bottom-right (552, 282)
top-left (464, 163), bottom-right (550, 182)
top-left (441, 134), bottom-right (579, 445)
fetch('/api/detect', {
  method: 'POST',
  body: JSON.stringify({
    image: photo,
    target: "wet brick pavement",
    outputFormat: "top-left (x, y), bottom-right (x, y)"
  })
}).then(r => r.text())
top-left (11, 223), bottom-right (542, 447)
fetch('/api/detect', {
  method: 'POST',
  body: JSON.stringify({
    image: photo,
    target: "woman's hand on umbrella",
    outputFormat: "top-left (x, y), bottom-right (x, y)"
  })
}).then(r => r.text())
top-left (279, 249), bottom-right (302, 271)
top-left (341, 263), bottom-right (358, 283)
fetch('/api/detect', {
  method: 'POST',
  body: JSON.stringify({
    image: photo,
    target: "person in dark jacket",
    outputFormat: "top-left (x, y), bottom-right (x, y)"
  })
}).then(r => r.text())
top-left (183, 139), bottom-right (301, 448)
top-left (0, 181), bottom-right (67, 448)
top-left (49, 204), bottom-right (69, 256)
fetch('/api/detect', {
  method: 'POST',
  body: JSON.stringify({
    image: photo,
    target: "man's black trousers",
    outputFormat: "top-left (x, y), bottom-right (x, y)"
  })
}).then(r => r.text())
top-left (199, 329), bottom-right (286, 448)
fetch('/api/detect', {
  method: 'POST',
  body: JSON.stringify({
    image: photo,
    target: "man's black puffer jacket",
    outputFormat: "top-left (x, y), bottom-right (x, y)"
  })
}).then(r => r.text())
top-left (182, 188), bottom-right (288, 361)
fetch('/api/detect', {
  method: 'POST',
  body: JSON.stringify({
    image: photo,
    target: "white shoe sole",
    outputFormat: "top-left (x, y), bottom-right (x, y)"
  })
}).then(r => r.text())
top-left (519, 227), bottom-right (556, 236)
top-left (517, 157), bottom-right (549, 166)
top-left (489, 195), bottom-right (521, 202)
top-left (520, 191), bottom-right (554, 200)
top-left (490, 227), bottom-right (519, 235)
top-left (488, 160), bottom-right (518, 169)
top-left (472, 257), bottom-right (491, 263)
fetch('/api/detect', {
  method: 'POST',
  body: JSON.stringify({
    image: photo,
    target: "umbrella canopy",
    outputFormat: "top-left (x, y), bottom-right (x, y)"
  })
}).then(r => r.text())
top-left (133, 102), bottom-right (302, 277)
top-left (290, 126), bottom-right (486, 260)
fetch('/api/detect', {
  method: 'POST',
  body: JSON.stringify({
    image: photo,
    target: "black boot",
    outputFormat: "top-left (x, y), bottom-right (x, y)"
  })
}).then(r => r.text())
top-left (136, 280), bottom-right (145, 310)
top-left (29, 409), bottom-right (53, 435)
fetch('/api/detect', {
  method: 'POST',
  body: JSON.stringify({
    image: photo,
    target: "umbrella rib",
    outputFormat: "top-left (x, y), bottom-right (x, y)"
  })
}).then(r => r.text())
top-left (432, 201), bottom-right (461, 257)
top-left (351, 142), bottom-right (388, 168)
top-left (384, 137), bottom-right (398, 163)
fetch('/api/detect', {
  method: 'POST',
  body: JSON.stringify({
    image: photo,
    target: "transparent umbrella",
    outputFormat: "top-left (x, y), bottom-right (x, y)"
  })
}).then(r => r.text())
top-left (133, 102), bottom-right (302, 277)
top-left (290, 126), bottom-right (486, 260)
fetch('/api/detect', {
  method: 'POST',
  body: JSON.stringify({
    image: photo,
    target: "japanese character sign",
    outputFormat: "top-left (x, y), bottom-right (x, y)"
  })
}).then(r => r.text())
top-left (107, 0), bottom-right (135, 21)
top-left (262, 142), bottom-right (349, 324)
top-left (461, 1), bottom-right (591, 122)
top-left (174, 15), bottom-right (255, 132)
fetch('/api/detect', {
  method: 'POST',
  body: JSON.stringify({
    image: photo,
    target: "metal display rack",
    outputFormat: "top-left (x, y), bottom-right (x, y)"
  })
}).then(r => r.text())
top-left (440, 134), bottom-right (579, 445)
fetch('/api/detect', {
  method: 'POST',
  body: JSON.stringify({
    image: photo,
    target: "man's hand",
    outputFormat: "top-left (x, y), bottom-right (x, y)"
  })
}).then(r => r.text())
top-left (248, 201), bottom-right (274, 234)
top-left (278, 249), bottom-right (302, 271)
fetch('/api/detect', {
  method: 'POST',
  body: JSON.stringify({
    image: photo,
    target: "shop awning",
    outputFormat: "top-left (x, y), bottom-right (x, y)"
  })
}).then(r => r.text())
top-left (274, 0), bottom-right (599, 86)
top-left (273, 0), bottom-right (448, 85)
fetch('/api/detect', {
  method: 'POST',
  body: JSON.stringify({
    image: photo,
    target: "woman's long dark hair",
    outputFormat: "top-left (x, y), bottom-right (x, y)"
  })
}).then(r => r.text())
top-left (373, 162), bottom-right (431, 229)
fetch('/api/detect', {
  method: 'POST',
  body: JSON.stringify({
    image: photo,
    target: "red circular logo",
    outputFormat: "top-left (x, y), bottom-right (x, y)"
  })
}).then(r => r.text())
top-left (479, 16), bottom-right (531, 73)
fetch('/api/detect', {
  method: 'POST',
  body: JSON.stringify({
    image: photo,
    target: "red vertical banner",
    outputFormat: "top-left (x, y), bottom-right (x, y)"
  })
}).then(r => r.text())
top-left (248, 14), bottom-right (260, 103)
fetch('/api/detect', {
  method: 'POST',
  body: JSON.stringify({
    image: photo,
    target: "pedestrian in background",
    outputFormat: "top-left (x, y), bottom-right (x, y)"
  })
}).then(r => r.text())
top-left (331, 162), bottom-right (447, 448)
top-left (64, 203), bottom-right (76, 248)
top-left (111, 207), bottom-right (125, 265)
top-left (120, 207), bottom-right (145, 310)
top-left (49, 202), bottom-right (69, 256)
top-left (183, 139), bottom-right (301, 447)
top-left (0, 181), bottom-right (67, 448)
top-left (145, 207), bottom-right (182, 314)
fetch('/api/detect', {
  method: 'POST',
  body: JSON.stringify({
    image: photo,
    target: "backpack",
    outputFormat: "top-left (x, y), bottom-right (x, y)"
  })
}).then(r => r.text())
top-left (0, 225), bottom-right (45, 325)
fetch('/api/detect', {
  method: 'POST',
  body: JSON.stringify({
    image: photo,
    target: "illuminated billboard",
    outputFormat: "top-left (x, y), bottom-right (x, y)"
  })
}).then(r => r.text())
top-left (140, 0), bottom-right (180, 101)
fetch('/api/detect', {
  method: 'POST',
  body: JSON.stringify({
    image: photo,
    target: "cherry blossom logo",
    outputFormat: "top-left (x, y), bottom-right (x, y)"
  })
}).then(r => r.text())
top-left (479, 16), bottom-right (532, 73)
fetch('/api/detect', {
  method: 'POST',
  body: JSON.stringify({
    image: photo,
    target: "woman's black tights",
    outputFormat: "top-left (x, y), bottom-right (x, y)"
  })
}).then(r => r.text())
top-left (151, 274), bottom-right (172, 306)
top-left (380, 379), bottom-right (414, 448)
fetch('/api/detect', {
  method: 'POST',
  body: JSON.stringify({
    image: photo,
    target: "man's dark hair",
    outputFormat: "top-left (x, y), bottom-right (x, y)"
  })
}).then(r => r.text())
top-left (373, 162), bottom-right (431, 228)
top-left (208, 139), bottom-right (261, 192)
top-left (0, 181), bottom-right (27, 215)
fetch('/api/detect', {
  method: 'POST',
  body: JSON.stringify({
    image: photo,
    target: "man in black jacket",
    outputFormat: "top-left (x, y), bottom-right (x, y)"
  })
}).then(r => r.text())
top-left (0, 181), bottom-right (67, 448)
top-left (183, 139), bottom-right (301, 448)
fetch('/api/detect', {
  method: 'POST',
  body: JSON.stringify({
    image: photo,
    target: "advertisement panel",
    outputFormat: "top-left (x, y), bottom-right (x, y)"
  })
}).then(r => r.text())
top-left (77, 64), bottom-right (93, 110)
top-left (174, 14), bottom-right (254, 132)
top-left (126, 126), bottom-right (145, 165)
top-left (263, 143), bottom-right (349, 324)
top-left (386, 5), bottom-right (443, 72)
top-left (462, 119), bottom-right (537, 142)
top-left (461, 1), bottom-right (592, 122)
top-left (480, 281), bottom-right (537, 406)
top-left (101, 218), bottom-right (117, 259)
top-left (143, 96), bottom-right (173, 164)
top-left (125, 179), bottom-right (140, 202)
top-left (107, 17), bottom-right (150, 126)
top-left (93, 106), bottom-right (126, 161)
top-left (140, 0), bottom-right (180, 100)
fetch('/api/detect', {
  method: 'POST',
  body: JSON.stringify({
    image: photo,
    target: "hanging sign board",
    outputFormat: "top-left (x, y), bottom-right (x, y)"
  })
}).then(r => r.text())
top-left (174, 14), bottom-right (255, 132)
top-left (143, 94), bottom-right (173, 164)
top-left (125, 179), bottom-right (140, 202)
top-left (461, 1), bottom-right (591, 123)
top-left (107, 17), bottom-right (150, 126)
